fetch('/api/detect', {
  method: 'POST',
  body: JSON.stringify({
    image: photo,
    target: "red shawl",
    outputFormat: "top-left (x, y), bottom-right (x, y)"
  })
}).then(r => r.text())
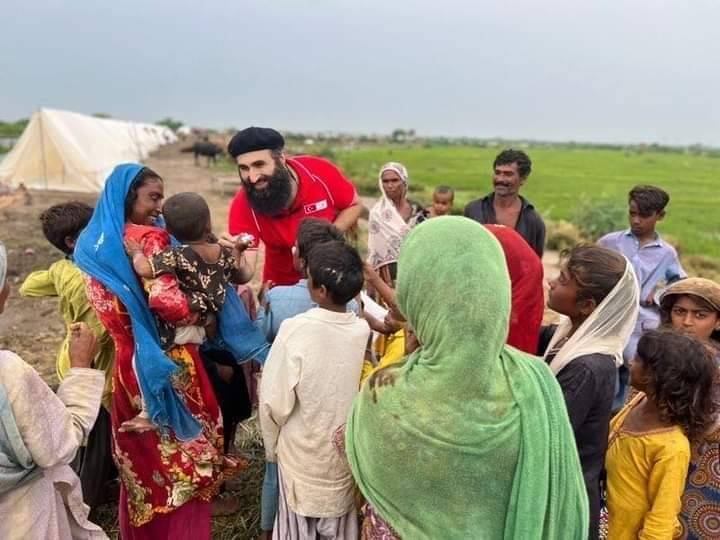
top-left (485, 225), bottom-right (544, 354)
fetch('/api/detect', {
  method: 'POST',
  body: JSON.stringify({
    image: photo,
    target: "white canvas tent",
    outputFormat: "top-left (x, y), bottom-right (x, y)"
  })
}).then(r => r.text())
top-left (0, 108), bottom-right (177, 192)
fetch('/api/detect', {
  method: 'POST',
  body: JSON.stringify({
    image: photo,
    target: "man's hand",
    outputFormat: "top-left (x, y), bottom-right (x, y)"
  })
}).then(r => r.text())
top-left (333, 202), bottom-right (364, 232)
top-left (219, 232), bottom-right (253, 251)
top-left (68, 322), bottom-right (99, 368)
top-left (218, 232), bottom-right (238, 250)
top-left (219, 232), bottom-right (257, 284)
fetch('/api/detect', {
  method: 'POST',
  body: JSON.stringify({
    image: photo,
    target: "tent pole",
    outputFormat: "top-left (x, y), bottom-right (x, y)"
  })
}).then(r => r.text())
top-left (37, 109), bottom-right (49, 189)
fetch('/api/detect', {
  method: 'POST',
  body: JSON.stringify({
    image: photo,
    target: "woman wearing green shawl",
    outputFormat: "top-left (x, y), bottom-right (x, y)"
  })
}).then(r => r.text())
top-left (345, 217), bottom-right (589, 539)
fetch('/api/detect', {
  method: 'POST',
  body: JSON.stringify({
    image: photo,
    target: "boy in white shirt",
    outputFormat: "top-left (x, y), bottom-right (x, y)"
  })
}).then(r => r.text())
top-left (259, 240), bottom-right (369, 538)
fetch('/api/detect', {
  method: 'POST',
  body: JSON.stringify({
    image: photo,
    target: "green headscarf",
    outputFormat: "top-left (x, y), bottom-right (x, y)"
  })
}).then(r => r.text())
top-left (346, 217), bottom-right (588, 539)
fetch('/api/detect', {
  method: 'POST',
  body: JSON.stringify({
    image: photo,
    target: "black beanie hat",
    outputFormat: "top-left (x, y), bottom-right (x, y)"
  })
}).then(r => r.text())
top-left (227, 127), bottom-right (285, 158)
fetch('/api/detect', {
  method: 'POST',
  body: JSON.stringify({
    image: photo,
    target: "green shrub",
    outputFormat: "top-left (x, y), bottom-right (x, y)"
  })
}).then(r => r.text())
top-left (570, 198), bottom-right (627, 240)
top-left (546, 219), bottom-right (584, 251)
top-left (0, 119), bottom-right (28, 138)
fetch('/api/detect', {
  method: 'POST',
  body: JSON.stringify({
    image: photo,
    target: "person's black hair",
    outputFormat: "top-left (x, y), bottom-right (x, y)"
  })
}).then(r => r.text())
top-left (306, 240), bottom-right (364, 305)
top-left (493, 149), bottom-right (532, 178)
top-left (628, 185), bottom-right (669, 217)
top-left (123, 167), bottom-right (162, 220)
top-left (636, 329), bottom-right (718, 443)
top-left (560, 244), bottom-right (626, 307)
top-left (39, 201), bottom-right (93, 254)
top-left (296, 218), bottom-right (344, 261)
top-left (162, 192), bottom-right (210, 242)
top-left (434, 185), bottom-right (455, 198)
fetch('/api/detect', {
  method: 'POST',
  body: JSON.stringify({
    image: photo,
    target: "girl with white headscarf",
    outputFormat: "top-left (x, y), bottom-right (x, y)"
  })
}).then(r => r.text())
top-left (366, 162), bottom-right (426, 281)
top-left (0, 241), bottom-right (107, 539)
top-left (542, 244), bottom-right (639, 540)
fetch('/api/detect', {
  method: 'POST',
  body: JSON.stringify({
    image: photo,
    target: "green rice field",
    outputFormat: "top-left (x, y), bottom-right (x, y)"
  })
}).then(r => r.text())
top-left (331, 145), bottom-right (720, 260)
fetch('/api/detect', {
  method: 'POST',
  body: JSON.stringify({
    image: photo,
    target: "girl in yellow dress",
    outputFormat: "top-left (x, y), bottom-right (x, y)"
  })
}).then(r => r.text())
top-left (605, 329), bottom-right (718, 539)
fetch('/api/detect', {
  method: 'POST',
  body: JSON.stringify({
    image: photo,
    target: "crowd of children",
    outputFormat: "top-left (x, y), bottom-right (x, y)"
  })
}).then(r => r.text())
top-left (5, 156), bottom-right (719, 540)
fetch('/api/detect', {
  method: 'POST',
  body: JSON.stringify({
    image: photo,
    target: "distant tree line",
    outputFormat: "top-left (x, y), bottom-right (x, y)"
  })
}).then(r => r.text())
top-left (2, 117), bottom-right (717, 157)
top-left (0, 119), bottom-right (29, 138)
top-left (156, 117), bottom-right (184, 131)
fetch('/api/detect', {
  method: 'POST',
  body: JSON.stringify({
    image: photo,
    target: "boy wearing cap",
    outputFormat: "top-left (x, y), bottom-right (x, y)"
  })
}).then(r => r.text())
top-left (223, 127), bottom-right (362, 286)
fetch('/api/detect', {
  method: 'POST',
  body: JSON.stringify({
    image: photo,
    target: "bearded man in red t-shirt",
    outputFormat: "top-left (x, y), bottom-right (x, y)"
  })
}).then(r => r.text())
top-left (221, 127), bottom-right (362, 286)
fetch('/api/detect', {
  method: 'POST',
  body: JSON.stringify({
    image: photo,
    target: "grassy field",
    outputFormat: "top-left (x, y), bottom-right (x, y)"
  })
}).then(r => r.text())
top-left (328, 145), bottom-right (720, 259)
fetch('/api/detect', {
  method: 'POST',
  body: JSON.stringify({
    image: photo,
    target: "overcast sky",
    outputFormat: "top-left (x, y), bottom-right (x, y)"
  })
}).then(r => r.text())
top-left (2, 0), bottom-right (718, 145)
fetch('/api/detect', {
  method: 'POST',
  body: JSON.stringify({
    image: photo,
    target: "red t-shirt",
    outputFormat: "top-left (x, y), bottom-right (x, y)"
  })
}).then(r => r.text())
top-left (228, 155), bottom-right (358, 285)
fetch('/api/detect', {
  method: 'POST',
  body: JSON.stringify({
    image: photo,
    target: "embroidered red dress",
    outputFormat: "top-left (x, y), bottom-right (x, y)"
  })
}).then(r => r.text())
top-left (86, 224), bottom-right (239, 528)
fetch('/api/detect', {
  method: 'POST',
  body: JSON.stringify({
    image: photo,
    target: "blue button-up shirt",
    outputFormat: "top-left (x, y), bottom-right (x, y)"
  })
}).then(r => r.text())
top-left (259, 279), bottom-right (360, 342)
top-left (598, 229), bottom-right (686, 362)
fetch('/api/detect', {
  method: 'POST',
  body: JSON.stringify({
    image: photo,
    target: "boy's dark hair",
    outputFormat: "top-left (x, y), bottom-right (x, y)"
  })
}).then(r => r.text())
top-left (493, 149), bottom-right (532, 178)
top-left (434, 185), bottom-right (455, 199)
top-left (628, 185), bottom-right (669, 216)
top-left (636, 329), bottom-right (718, 442)
top-left (560, 244), bottom-right (626, 307)
top-left (296, 218), bottom-right (344, 260)
top-left (306, 240), bottom-right (364, 305)
top-left (124, 167), bottom-right (163, 220)
top-left (162, 192), bottom-right (210, 242)
top-left (39, 201), bottom-right (94, 254)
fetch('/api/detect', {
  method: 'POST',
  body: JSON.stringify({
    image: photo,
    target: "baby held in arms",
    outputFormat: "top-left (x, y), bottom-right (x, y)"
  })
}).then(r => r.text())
top-left (123, 191), bottom-right (256, 432)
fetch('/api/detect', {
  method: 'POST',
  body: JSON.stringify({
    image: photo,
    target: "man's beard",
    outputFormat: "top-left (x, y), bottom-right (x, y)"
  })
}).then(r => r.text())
top-left (243, 161), bottom-right (294, 215)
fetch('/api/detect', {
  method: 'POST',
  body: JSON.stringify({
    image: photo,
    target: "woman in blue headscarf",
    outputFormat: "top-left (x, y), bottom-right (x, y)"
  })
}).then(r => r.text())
top-left (75, 164), bottom-right (239, 539)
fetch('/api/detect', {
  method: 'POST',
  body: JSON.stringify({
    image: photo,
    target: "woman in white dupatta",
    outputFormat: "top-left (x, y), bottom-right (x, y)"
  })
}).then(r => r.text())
top-left (367, 162), bottom-right (426, 283)
top-left (0, 241), bottom-right (107, 540)
top-left (542, 244), bottom-right (639, 540)
top-left (365, 163), bottom-right (427, 366)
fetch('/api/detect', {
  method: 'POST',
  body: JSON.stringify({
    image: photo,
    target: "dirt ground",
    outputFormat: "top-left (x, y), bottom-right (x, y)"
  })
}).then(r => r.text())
top-left (0, 142), bottom-right (560, 538)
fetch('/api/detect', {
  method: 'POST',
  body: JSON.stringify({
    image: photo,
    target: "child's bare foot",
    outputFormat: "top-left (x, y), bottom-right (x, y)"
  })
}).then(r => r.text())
top-left (118, 414), bottom-right (155, 433)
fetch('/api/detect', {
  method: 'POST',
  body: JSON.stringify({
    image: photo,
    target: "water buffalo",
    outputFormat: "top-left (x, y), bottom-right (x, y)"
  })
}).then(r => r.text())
top-left (181, 141), bottom-right (225, 166)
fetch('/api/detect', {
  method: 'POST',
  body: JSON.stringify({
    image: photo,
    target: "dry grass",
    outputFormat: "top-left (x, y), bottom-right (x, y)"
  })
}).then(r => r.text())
top-left (93, 415), bottom-right (265, 540)
top-left (212, 416), bottom-right (265, 540)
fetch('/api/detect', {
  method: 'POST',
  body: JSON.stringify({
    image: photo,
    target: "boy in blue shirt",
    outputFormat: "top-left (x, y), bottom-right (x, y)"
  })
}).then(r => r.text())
top-left (598, 185), bottom-right (685, 410)
top-left (261, 218), bottom-right (349, 340)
